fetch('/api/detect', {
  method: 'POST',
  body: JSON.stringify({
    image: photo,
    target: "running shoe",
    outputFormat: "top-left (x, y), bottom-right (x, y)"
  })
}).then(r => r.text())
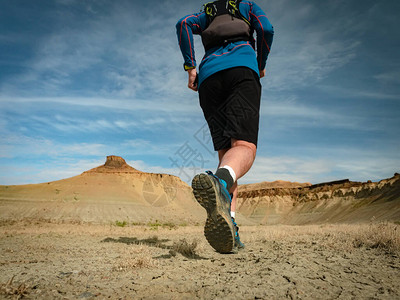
top-left (232, 218), bottom-right (245, 251)
top-left (192, 171), bottom-right (235, 253)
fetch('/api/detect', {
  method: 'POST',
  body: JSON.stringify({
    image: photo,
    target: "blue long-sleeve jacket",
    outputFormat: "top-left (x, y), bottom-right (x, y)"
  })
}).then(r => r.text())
top-left (176, 1), bottom-right (274, 87)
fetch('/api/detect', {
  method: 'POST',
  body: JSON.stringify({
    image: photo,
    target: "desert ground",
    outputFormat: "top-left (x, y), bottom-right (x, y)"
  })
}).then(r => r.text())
top-left (1, 157), bottom-right (399, 299)
top-left (1, 221), bottom-right (399, 299)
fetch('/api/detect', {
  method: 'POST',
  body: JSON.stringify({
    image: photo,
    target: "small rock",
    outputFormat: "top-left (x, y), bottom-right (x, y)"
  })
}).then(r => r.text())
top-left (79, 291), bottom-right (95, 298)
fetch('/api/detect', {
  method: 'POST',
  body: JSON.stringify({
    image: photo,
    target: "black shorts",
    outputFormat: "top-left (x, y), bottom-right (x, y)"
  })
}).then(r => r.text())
top-left (198, 67), bottom-right (261, 151)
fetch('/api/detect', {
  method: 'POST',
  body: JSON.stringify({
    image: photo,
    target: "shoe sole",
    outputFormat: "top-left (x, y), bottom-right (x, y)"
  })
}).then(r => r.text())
top-left (192, 173), bottom-right (234, 254)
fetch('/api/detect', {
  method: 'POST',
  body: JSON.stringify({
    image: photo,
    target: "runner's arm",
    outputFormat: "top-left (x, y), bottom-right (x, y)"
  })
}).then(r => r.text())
top-left (249, 2), bottom-right (274, 72)
top-left (176, 13), bottom-right (205, 70)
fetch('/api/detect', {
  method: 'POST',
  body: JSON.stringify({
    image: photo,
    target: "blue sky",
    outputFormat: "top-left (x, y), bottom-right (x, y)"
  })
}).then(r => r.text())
top-left (1, 0), bottom-right (399, 185)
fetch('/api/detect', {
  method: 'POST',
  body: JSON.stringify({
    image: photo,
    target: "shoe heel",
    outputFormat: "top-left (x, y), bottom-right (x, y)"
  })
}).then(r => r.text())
top-left (192, 174), bottom-right (216, 213)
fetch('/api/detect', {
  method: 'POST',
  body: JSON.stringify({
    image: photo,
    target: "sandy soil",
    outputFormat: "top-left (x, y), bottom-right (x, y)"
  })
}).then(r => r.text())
top-left (1, 222), bottom-right (399, 299)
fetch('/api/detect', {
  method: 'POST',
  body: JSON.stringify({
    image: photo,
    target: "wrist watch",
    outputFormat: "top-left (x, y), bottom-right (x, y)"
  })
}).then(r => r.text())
top-left (184, 64), bottom-right (196, 71)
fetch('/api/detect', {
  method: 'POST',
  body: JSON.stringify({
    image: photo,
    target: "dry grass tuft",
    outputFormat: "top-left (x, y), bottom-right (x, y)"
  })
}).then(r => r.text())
top-left (0, 276), bottom-right (29, 299)
top-left (118, 257), bottom-right (154, 271)
top-left (172, 238), bottom-right (199, 258)
top-left (112, 246), bottom-right (157, 272)
top-left (113, 255), bottom-right (156, 271)
top-left (353, 222), bottom-right (400, 253)
top-left (245, 223), bottom-right (400, 254)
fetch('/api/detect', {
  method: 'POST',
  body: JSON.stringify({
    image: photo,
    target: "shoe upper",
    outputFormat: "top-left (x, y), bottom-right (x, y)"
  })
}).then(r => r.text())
top-left (206, 170), bottom-right (232, 205)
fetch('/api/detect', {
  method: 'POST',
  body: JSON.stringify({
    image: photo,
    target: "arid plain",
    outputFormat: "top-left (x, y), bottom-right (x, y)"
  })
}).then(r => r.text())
top-left (1, 156), bottom-right (399, 299)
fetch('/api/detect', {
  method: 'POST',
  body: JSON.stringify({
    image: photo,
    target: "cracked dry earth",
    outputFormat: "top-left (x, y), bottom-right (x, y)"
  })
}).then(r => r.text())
top-left (0, 223), bottom-right (399, 299)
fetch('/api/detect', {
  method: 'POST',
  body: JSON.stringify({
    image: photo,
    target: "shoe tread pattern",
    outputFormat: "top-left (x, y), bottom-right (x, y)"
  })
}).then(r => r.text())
top-left (192, 173), bottom-right (234, 254)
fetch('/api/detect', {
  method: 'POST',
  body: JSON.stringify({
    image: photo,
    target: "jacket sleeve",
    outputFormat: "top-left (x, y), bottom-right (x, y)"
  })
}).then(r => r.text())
top-left (249, 2), bottom-right (274, 70)
top-left (176, 13), bottom-right (205, 70)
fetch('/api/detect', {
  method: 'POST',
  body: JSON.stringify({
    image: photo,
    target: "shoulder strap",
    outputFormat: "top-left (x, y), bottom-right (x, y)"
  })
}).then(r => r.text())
top-left (203, 0), bottom-right (250, 28)
top-left (203, 1), bottom-right (218, 27)
top-left (228, 0), bottom-right (250, 26)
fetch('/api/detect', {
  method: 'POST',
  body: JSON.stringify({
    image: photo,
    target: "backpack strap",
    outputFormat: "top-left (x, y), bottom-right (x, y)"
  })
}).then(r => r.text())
top-left (227, 0), bottom-right (254, 47)
top-left (227, 0), bottom-right (250, 26)
top-left (203, 0), bottom-right (250, 28)
top-left (203, 1), bottom-right (218, 27)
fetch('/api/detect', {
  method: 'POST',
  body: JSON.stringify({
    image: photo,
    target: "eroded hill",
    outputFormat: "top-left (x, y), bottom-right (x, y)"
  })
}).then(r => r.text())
top-left (237, 174), bottom-right (400, 224)
top-left (0, 157), bottom-right (399, 225)
top-left (0, 156), bottom-right (203, 224)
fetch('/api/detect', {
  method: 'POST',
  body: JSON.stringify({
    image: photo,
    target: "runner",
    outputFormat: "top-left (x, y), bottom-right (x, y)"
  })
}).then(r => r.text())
top-left (176, 0), bottom-right (274, 253)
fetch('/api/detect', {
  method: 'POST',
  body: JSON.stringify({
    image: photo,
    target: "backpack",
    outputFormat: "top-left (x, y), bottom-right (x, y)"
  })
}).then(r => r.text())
top-left (201, 0), bottom-right (253, 51)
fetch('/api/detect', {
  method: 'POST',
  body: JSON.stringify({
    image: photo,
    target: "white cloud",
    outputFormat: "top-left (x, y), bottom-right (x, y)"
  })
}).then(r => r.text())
top-left (374, 71), bottom-right (400, 86)
top-left (0, 0), bottom-right (190, 99)
top-left (264, 0), bottom-right (362, 92)
top-left (0, 134), bottom-right (110, 158)
top-left (243, 150), bottom-right (400, 185)
top-left (315, 85), bottom-right (400, 101)
top-left (0, 158), bottom-right (105, 185)
top-left (0, 96), bottom-right (197, 114)
top-left (243, 156), bottom-right (333, 184)
top-left (121, 139), bottom-right (178, 156)
top-left (260, 98), bottom-right (379, 132)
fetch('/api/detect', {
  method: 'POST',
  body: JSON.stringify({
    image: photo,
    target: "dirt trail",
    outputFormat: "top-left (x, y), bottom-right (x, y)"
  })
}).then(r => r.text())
top-left (1, 222), bottom-right (399, 299)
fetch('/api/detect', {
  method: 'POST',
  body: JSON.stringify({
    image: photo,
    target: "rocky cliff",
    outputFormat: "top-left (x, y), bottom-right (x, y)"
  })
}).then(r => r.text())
top-left (83, 155), bottom-right (142, 173)
top-left (237, 174), bottom-right (400, 225)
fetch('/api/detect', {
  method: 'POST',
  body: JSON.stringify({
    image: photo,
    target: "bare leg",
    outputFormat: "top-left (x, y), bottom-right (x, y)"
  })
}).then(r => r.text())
top-left (217, 139), bottom-right (257, 216)
top-left (219, 139), bottom-right (257, 179)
